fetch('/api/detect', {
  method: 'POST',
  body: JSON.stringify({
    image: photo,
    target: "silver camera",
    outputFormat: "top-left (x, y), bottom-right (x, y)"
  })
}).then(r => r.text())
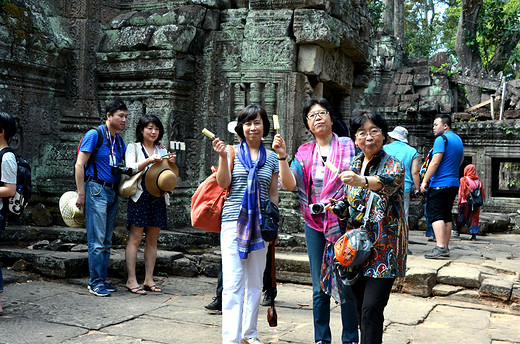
top-left (309, 203), bottom-right (326, 215)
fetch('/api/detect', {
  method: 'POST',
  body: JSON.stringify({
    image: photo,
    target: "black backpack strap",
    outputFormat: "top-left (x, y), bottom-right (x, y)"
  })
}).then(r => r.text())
top-left (85, 126), bottom-right (104, 179)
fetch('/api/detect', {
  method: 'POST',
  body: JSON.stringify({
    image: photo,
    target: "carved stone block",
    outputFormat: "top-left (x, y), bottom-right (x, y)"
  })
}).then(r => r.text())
top-left (149, 25), bottom-right (197, 52)
top-left (297, 44), bottom-right (324, 75)
top-left (319, 49), bottom-right (354, 91)
top-left (293, 9), bottom-right (340, 49)
top-left (244, 9), bottom-right (293, 38)
top-left (101, 26), bottom-right (155, 52)
top-left (241, 38), bottom-right (296, 71)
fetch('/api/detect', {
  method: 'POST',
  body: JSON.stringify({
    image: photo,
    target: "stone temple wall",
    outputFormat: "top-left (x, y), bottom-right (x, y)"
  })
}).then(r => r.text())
top-left (0, 0), bottom-right (373, 230)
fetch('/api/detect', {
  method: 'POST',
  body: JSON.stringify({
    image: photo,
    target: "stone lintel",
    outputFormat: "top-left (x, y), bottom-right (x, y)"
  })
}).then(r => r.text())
top-left (241, 38), bottom-right (296, 72)
top-left (101, 26), bottom-right (156, 52)
top-left (244, 9), bottom-right (293, 38)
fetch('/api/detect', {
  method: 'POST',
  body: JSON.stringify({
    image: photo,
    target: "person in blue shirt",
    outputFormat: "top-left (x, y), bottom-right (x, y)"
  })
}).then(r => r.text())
top-left (383, 126), bottom-right (419, 222)
top-left (420, 114), bottom-right (464, 259)
top-left (75, 99), bottom-right (128, 296)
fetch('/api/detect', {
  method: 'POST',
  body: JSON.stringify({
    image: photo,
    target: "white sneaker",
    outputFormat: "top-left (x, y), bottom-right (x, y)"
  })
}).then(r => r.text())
top-left (241, 338), bottom-right (264, 344)
top-left (451, 230), bottom-right (460, 237)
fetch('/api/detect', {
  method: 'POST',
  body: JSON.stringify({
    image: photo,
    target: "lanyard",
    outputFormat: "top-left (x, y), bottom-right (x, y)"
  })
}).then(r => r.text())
top-left (104, 125), bottom-right (117, 165)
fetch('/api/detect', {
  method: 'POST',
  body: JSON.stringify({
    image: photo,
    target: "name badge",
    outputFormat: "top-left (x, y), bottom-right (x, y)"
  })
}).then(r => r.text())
top-left (315, 165), bottom-right (325, 181)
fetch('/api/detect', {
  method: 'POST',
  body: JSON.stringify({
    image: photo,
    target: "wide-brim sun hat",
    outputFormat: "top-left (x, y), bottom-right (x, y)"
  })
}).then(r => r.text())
top-left (59, 191), bottom-right (85, 227)
top-left (145, 159), bottom-right (179, 197)
top-left (387, 126), bottom-right (409, 143)
top-left (227, 120), bottom-right (237, 134)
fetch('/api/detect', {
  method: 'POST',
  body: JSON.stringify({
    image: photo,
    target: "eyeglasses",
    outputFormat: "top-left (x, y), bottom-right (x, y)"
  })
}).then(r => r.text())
top-left (306, 110), bottom-right (329, 120)
top-left (355, 128), bottom-right (382, 138)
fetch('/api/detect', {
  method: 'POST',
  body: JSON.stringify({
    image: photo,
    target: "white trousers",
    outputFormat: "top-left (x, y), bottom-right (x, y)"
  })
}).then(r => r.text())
top-left (221, 221), bottom-right (268, 344)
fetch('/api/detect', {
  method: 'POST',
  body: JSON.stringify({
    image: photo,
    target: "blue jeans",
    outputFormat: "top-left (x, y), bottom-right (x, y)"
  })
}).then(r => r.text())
top-left (305, 225), bottom-right (359, 344)
top-left (85, 181), bottom-right (118, 287)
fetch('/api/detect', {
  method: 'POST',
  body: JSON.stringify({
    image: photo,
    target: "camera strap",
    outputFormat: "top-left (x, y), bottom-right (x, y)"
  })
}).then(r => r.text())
top-left (361, 153), bottom-right (390, 243)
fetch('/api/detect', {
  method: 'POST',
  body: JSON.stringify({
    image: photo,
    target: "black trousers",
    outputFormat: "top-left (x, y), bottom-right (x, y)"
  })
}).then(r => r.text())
top-left (351, 276), bottom-right (395, 344)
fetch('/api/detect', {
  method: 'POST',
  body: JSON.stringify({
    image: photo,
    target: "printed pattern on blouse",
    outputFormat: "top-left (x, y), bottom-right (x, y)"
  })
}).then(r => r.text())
top-left (346, 149), bottom-right (407, 279)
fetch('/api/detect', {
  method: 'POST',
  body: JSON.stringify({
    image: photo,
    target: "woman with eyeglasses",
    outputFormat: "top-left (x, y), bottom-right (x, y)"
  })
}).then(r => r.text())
top-left (273, 97), bottom-right (358, 344)
top-left (334, 109), bottom-right (407, 344)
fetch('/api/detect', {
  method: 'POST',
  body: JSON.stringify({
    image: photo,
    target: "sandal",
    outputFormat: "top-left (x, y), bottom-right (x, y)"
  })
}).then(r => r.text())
top-left (143, 284), bottom-right (162, 292)
top-left (126, 286), bottom-right (147, 295)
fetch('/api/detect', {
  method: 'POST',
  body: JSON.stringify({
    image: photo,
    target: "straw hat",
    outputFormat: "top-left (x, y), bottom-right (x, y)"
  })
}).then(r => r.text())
top-left (59, 191), bottom-right (85, 227)
top-left (387, 126), bottom-right (409, 143)
top-left (145, 159), bottom-right (179, 197)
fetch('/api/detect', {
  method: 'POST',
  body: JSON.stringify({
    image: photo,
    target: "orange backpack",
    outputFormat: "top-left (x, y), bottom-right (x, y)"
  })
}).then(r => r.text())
top-left (191, 146), bottom-right (235, 232)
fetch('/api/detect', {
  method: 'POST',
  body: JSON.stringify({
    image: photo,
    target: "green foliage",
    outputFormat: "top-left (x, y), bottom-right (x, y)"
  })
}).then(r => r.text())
top-left (500, 126), bottom-right (516, 135)
top-left (367, 0), bottom-right (388, 33)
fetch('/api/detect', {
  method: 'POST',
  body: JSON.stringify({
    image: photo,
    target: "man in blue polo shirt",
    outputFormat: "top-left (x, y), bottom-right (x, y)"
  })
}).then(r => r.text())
top-left (383, 126), bottom-right (420, 222)
top-left (75, 99), bottom-right (128, 296)
top-left (420, 114), bottom-right (464, 259)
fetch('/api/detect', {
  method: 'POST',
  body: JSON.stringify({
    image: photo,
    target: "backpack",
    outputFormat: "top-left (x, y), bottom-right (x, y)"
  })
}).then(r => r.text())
top-left (77, 126), bottom-right (103, 176)
top-left (76, 125), bottom-right (123, 178)
top-left (0, 147), bottom-right (32, 222)
top-left (191, 146), bottom-right (235, 233)
top-left (420, 134), bottom-right (447, 181)
top-left (467, 185), bottom-right (483, 211)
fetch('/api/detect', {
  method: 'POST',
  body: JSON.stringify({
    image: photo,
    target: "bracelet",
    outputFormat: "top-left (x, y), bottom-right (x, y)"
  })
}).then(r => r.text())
top-left (364, 177), bottom-right (369, 188)
top-left (277, 156), bottom-right (287, 161)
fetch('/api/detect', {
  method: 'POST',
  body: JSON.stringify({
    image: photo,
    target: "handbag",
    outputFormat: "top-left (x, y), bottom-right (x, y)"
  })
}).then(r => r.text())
top-left (260, 199), bottom-right (279, 242)
top-left (334, 193), bottom-right (375, 267)
top-left (118, 143), bottom-right (144, 198)
top-left (190, 146), bottom-right (235, 233)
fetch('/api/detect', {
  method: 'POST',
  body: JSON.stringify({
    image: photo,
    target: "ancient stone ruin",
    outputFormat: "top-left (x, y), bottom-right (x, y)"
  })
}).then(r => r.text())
top-left (0, 0), bottom-right (518, 232)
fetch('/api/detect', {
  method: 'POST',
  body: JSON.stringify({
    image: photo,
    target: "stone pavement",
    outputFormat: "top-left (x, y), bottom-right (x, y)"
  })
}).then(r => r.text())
top-left (0, 230), bottom-right (519, 344)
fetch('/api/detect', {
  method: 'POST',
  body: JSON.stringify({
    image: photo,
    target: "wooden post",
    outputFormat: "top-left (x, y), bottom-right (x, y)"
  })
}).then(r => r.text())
top-left (499, 81), bottom-right (507, 120)
top-left (490, 95), bottom-right (495, 120)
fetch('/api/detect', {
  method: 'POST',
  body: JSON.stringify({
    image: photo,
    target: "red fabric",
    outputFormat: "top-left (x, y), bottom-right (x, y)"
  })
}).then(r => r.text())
top-left (459, 164), bottom-right (485, 203)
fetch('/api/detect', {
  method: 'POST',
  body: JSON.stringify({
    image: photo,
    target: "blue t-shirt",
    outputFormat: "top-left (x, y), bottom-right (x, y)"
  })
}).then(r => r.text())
top-left (430, 131), bottom-right (463, 187)
top-left (80, 125), bottom-right (126, 184)
top-left (383, 140), bottom-right (418, 192)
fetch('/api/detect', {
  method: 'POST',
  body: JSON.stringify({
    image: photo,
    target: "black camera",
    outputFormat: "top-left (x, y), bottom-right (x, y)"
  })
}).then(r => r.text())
top-left (111, 163), bottom-right (133, 176)
top-left (309, 203), bottom-right (325, 215)
top-left (329, 198), bottom-right (349, 217)
top-left (411, 189), bottom-right (422, 199)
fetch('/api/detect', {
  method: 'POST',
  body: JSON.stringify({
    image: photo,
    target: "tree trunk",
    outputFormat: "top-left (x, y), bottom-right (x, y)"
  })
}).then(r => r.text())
top-left (394, 0), bottom-right (404, 46)
top-left (455, 0), bottom-right (483, 106)
top-left (383, 0), bottom-right (394, 35)
top-left (488, 30), bottom-right (520, 73)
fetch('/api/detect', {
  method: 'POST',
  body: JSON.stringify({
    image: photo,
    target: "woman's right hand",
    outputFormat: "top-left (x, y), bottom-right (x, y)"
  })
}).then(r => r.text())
top-left (212, 138), bottom-right (227, 158)
top-left (148, 154), bottom-right (162, 165)
top-left (272, 134), bottom-right (287, 157)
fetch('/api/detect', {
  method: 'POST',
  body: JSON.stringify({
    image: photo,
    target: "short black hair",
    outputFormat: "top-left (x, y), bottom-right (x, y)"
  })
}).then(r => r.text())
top-left (135, 115), bottom-right (164, 145)
top-left (106, 99), bottom-right (128, 116)
top-left (301, 97), bottom-right (336, 130)
top-left (350, 109), bottom-right (388, 143)
top-left (0, 112), bottom-right (17, 140)
top-left (435, 114), bottom-right (452, 128)
top-left (234, 104), bottom-right (270, 141)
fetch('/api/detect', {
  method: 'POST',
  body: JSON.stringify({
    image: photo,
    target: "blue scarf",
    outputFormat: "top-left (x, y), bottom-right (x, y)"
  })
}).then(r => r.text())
top-left (236, 140), bottom-right (267, 259)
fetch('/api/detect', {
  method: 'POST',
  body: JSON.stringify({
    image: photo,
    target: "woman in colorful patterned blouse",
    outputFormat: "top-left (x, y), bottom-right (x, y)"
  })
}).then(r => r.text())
top-left (336, 109), bottom-right (407, 344)
top-left (273, 97), bottom-right (358, 344)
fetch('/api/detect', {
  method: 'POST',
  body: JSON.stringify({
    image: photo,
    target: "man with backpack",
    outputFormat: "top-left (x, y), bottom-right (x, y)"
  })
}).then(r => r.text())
top-left (0, 111), bottom-right (18, 315)
top-left (420, 114), bottom-right (464, 259)
top-left (75, 99), bottom-right (128, 296)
